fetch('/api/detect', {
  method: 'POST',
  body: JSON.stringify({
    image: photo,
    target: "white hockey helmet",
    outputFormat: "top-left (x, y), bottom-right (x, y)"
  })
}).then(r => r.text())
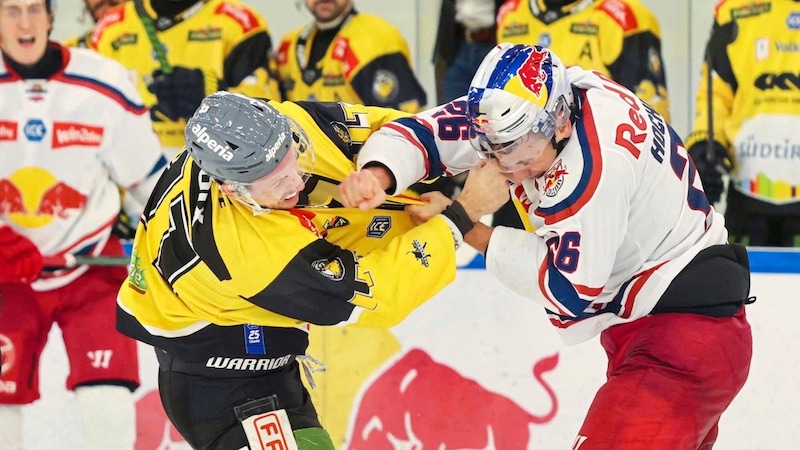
top-left (467, 43), bottom-right (573, 172)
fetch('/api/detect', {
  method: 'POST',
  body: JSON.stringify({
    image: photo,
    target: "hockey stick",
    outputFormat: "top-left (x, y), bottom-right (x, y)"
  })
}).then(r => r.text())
top-left (42, 254), bottom-right (131, 269)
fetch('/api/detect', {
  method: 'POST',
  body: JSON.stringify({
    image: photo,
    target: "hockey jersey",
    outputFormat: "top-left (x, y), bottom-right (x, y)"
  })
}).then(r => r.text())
top-left (356, 68), bottom-right (728, 345)
top-left (276, 11), bottom-right (427, 113)
top-left (116, 101), bottom-right (458, 365)
top-left (0, 43), bottom-right (165, 291)
top-left (686, 0), bottom-right (800, 204)
top-left (497, 0), bottom-right (670, 120)
top-left (88, 0), bottom-right (280, 153)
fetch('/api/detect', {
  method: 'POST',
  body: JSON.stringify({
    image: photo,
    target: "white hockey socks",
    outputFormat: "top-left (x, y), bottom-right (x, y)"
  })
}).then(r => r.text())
top-left (75, 385), bottom-right (136, 450)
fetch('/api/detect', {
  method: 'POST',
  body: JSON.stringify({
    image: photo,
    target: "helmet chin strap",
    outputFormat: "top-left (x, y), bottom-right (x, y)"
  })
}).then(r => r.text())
top-left (553, 86), bottom-right (582, 155)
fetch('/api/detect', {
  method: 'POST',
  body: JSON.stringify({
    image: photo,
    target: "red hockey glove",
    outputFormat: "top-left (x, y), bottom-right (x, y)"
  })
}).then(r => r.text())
top-left (0, 224), bottom-right (43, 284)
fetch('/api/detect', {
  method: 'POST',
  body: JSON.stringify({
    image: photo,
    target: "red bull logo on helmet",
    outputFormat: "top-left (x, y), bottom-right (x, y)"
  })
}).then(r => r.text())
top-left (517, 46), bottom-right (551, 100)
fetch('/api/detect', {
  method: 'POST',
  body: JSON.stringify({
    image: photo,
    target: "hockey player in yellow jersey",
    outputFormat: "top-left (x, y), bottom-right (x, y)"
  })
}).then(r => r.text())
top-left (88, 0), bottom-right (281, 154)
top-left (686, 0), bottom-right (800, 247)
top-left (497, 0), bottom-right (670, 120)
top-left (276, 0), bottom-right (427, 112)
top-left (116, 92), bottom-right (479, 449)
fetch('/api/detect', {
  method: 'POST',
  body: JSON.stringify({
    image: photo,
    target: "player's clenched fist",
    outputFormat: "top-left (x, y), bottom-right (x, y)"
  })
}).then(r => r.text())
top-left (338, 166), bottom-right (392, 210)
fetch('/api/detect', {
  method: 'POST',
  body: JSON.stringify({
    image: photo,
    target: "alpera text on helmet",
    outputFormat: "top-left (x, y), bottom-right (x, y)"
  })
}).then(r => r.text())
top-left (189, 123), bottom-right (233, 161)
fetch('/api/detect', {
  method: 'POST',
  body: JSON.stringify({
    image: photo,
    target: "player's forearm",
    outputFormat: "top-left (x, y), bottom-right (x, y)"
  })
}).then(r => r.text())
top-left (464, 222), bottom-right (493, 255)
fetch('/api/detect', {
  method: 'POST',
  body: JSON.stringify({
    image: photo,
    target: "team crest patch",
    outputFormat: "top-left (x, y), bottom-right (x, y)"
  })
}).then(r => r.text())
top-left (312, 258), bottom-right (345, 281)
top-left (367, 216), bottom-right (391, 238)
top-left (372, 70), bottom-right (399, 102)
top-left (408, 240), bottom-right (431, 267)
top-left (324, 215), bottom-right (350, 230)
top-left (331, 121), bottom-right (352, 146)
top-left (543, 160), bottom-right (568, 197)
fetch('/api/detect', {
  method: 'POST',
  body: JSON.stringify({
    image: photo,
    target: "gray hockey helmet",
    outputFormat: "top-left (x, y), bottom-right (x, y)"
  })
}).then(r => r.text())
top-left (185, 92), bottom-right (296, 184)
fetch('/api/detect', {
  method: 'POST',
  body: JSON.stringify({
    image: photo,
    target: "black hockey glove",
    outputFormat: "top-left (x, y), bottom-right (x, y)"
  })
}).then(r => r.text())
top-left (147, 67), bottom-right (219, 122)
top-left (688, 140), bottom-right (731, 204)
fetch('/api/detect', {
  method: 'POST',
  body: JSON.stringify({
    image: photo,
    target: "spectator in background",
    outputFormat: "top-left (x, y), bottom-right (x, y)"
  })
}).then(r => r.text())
top-left (88, 0), bottom-right (281, 156)
top-left (0, 1), bottom-right (167, 449)
top-left (686, 0), bottom-right (800, 247)
top-left (434, 0), bottom-right (505, 103)
top-left (276, 0), bottom-right (427, 113)
top-left (62, 0), bottom-right (127, 47)
top-left (496, 0), bottom-right (670, 121)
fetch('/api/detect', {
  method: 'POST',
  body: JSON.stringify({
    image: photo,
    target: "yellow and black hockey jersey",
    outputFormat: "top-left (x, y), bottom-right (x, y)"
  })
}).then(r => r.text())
top-left (117, 101), bottom-right (457, 368)
top-left (686, 0), bottom-right (800, 205)
top-left (88, 0), bottom-right (281, 153)
top-left (497, 0), bottom-right (670, 120)
top-left (276, 10), bottom-right (427, 113)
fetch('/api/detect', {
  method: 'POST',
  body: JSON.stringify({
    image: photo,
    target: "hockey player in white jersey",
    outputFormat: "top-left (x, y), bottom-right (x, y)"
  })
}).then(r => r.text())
top-left (0, 0), bottom-right (167, 449)
top-left (339, 43), bottom-right (754, 449)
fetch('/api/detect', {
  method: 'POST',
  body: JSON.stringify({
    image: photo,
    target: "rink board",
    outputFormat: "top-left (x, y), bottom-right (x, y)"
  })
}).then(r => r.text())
top-left (23, 249), bottom-right (799, 449)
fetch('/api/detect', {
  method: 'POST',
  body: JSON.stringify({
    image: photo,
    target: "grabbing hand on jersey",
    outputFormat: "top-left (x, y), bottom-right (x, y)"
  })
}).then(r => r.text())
top-left (406, 191), bottom-right (453, 225)
top-left (148, 67), bottom-right (220, 122)
top-left (0, 224), bottom-right (42, 284)
top-left (688, 141), bottom-right (731, 204)
top-left (338, 165), bottom-right (393, 210)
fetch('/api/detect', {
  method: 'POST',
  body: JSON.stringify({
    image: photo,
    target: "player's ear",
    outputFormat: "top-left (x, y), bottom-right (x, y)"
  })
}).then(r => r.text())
top-left (556, 118), bottom-right (572, 141)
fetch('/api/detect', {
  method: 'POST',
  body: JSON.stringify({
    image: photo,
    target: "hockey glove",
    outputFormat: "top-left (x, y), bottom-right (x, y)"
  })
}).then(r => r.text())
top-left (147, 67), bottom-right (220, 122)
top-left (688, 141), bottom-right (731, 204)
top-left (0, 224), bottom-right (42, 284)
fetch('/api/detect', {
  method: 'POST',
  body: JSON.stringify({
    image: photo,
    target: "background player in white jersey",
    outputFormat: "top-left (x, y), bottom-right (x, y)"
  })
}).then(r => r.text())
top-left (0, 1), bottom-right (167, 449)
top-left (339, 43), bottom-right (754, 449)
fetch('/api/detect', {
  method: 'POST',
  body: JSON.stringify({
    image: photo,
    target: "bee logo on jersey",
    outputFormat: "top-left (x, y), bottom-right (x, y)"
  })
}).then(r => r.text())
top-left (372, 70), bottom-right (399, 102)
top-left (312, 258), bottom-right (345, 281)
top-left (331, 121), bottom-right (352, 147)
top-left (408, 240), bottom-right (431, 268)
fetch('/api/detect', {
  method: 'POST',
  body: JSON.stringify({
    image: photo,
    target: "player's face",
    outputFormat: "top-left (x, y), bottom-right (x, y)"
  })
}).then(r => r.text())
top-left (243, 148), bottom-right (307, 210)
top-left (83, 0), bottom-right (125, 22)
top-left (0, 0), bottom-right (50, 66)
top-left (503, 144), bottom-right (558, 183)
top-left (305, 0), bottom-right (351, 23)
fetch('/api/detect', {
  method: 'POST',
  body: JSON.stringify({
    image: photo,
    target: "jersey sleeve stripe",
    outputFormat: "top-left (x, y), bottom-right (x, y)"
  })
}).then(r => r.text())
top-left (383, 121), bottom-right (432, 179)
top-left (393, 117), bottom-right (446, 179)
top-left (55, 73), bottom-right (148, 114)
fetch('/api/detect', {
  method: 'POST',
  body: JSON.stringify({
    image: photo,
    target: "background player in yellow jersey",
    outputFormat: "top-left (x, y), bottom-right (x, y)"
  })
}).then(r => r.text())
top-left (276, 0), bottom-right (427, 113)
top-left (88, 0), bottom-right (281, 155)
top-left (116, 91), bottom-right (495, 449)
top-left (497, 0), bottom-right (670, 120)
top-left (61, 0), bottom-right (127, 47)
top-left (686, 0), bottom-right (800, 247)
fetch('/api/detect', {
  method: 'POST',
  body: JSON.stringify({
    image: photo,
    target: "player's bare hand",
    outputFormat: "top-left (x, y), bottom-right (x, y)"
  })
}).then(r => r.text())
top-left (406, 192), bottom-right (452, 226)
top-left (338, 169), bottom-right (388, 210)
top-left (457, 160), bottom-right (510, 220)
